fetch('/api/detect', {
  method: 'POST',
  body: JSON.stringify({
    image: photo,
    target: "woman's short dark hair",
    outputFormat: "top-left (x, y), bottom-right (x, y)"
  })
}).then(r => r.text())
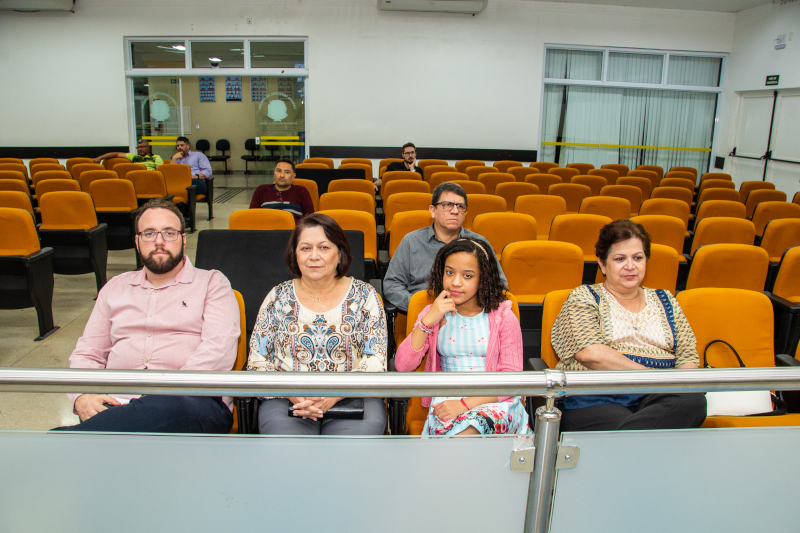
top-left (427, 237), bottom-right (506, 312)
top-left (595, 220), bottom-right (651, 263)
top-left (285, 213), bottom-right (352, 278)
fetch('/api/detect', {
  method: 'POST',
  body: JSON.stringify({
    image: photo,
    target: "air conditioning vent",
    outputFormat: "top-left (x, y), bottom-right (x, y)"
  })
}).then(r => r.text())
top-left (378, 0), bottom-right (487, 14)
top-left (0, 0), bottom-right (74, 11)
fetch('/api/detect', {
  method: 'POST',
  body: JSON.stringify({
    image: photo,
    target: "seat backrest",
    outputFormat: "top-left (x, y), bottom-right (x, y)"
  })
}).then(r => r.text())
top-left (0, 158), bottom-right (23, 165)
top-left (570, 175), bottom-right (607, 196)
top-left (451, 180), bottom-right (485, 195)
top-left (424, 165), bottom-right (457, 183)
top-left (677, 288), bottom-right (774, 368)
top-left (244, 138), bottom-right (258, 152)
top-left (319, 191), bottom-right (374, 214)
top-left (0, 170), bottom-right (27, 182)
top-left (508, 167), bottom-right (538, 183)
top-left (477, 172), bottom-right (515, 195)
top-left (472, 212), bottom-right (537, 256)
top-left (291, 178), bottom-right (320, 211)
top-left (340, 158), bottom-right (373, 174)
top-left (79, 170), bottom-right (117, 192)
top-left (0, 163), bottom-right (29, 178)
top-left (635, 165), bottom-right (663, 182)
top-left (66, 157), bottom-right (94, 172)
top-left (691, 217), bottom-right (755, 256)
top-left (628, 169), bottom-right (660, 192)
top-left (540, 289), bottom-right (573, 368)
top-left (566, 163), bottom-right (594, 174)
top-left (772, 247), bottom-right (800, 301)
top-left (663, 170), bottom-right (697, 185)
top-left (71, 162), bottom-right (104, 181)
top-left (668, 166), bottom-right (697, 178)
top-left (697, 179), bottom-right (736, 196)
top-left (524, 173), bottom-right (561, 193)
top-left (338, 163), bottom-right (372, 181)
top-left (327, 178), bottom-right (375, 199)
top-left (601, 163), bottom-right (629, 177)
top-left (90, 179), bottom-right (138, 211)
top-left (696, 187), bottom-right (740, 205)
top-left (501, 241), bottom-right (584, 301)
top-left (417, 159), bottom-right (448, 170)
top-left (548, 167), bottom-right (580, 181)
top-left (495, 182), bottom-right (539, 212)
top-left (384, 192), bottom-right (431, 232)
top-left (493, 160), bottom-right (523, 173)
top-left (159, 163), bottom-right (193, 203)
top-left (599, 185), bottom-right (642, 215)
top-left (430, 171), bottom-right (469, 189)
top-left (36, 179), bottom-right (81, 198)
top-left (380, 170), bottom-right (422, 197)
top-left (378, 158), bottom-right (402, 175)
top-left (465, 166), bottom-right (496, 182)
top-left (318, 209), bottom-right (378, 260)
top-left (389, 211), bottom-right (433, 258)
top-left (700, 172), bottom-right (732, 183)
top-left (102, 157), bottom-right (130, 170)
top-left (617, 176), bottom-right (652, 201)
top-left (0, 191), bottom-right (34, 215)
top-left (639, 198), bottom-right (690, 229)
top-left (455, 160), bottom-right (484, 174)
top-left (232, 290), bottom-right (248, 373)
top-left (739, 180), bottom-right (775, 202)
top-left (549, 213), bottom-right (612, 256)
top-left (515, 194), bottom-right (567, 239)
top-left (406, 290), bottom-right (436, 336)
top-left (0, 207), bottom-right (40, 256)
top-left (295, 162), bottom-right (328, 170)
top-left (760, 219), bottom-right (800, 262)
top-left (530, 162), bottom-right (559, 173)
top-left (630, 214), bottom-right (685, 255)
top-left (695, 199), bottom-right (747, 226)
top-left (745, 190), bottom-right (788, 218)
top-left (216, 139), bottom-right (231, 152)
top-left (596, 243), bottom-right (679, 294)
top-left (38, 191), bottom-right (98, 230)
top-left (30, 157), bottom-right (59, 168)
top-left (751, 201), bottom-right (800, 237)
top-left (127, 170), bottom-right (167, 198)
top-left (587, 168), bottom-right (619, 185)
top-left (31, 164), bottom-right (66, 179)
top-left (32, 170), bottom-right (72, 187)
top-left (228, 208), bottom-right (296, 230)
top-left (383, 179), bottom-right (430, 202)
top-left (650, 186), bottom-right (693, 207)
top-left (548, 183), bottom-right (592, 213)
top-left (195, 139), bottom-right (211, 153)
top-left (0, 179), bottom-right (31, 196)
top-left (579, 196), bottom-right (630, 222)
top-left (463, 194), bottom-right (506, 230)
top-left (302, 157), bottom-right (334, 169)
top-left (686, 243), bottom-right (767, 291)
top-left (659, 177), bottom-right (696, 193)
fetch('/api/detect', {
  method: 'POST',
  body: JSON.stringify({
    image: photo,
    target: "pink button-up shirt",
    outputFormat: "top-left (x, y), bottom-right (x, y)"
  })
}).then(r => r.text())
top-left (68, 257), bottom-right (240, 411)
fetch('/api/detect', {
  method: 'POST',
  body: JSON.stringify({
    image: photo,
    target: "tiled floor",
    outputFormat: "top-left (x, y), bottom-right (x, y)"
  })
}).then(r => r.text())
top-left (0, 190), bottom-right (255, 430)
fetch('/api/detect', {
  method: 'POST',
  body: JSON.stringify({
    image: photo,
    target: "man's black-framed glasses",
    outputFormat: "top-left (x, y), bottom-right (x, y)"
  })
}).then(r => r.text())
top-left (435, 201), bottom-right (467, 213)
top-left (139, 230), bottom-right (183, 242)
top-left (403, 150), bottom-right (416, 156)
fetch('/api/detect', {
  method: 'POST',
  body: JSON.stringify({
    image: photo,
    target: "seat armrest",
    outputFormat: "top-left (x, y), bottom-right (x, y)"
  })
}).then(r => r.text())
top-left (369, 278), bottom-right (383, 298)
top-left (88, 223), bottom-right (109, 235)
top-left (776, 353), bottom-right (800, 367)
top-left (527, 357), bottom-right (550, 371)
top-left (767, 292), bottom-right (800, 313)
top-left (378, 249), bottom-right (390, 268)
top-left (388, 358), bottom-right (397, 372)
top-left (383, 298), bottom-right (398, 316)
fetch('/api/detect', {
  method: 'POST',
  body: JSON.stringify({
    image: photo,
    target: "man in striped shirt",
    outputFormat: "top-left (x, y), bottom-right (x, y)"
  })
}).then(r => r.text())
top-left (249, 158), bottom-right (315, 221)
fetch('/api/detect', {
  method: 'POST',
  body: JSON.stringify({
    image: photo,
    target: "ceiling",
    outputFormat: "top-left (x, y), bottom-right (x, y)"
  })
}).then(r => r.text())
top-left (533, 0), bottom-right (773, 13)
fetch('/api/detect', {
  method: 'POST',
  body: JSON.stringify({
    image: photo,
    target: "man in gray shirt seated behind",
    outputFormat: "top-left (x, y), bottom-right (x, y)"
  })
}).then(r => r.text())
top-left (383, 182), bottom-right (507, 345)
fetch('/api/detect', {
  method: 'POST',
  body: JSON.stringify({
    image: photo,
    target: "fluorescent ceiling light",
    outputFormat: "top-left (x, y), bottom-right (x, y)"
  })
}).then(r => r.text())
top-left (209, 57), bottom-right (222, 61)
top-left (172, 45), bottom-right (186, 51)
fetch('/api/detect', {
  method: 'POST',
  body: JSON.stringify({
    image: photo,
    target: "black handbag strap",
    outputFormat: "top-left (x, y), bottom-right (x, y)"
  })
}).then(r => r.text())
top-left (703, 339), bottom-right (746, 369)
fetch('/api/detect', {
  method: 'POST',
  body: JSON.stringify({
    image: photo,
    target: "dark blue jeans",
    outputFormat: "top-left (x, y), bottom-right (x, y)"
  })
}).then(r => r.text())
top-left (192, 178), bottom-right (208, 195)
top-left (53, 395), bottom-right (232, 434)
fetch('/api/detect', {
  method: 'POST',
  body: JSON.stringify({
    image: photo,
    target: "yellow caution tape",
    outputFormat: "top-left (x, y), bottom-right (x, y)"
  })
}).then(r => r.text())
top-left (259, 141), bottom-right (305, 146)
top-left (258, 136), bottom-right (300, 141)
top-left (141, 136), bottom-right (179, 140)
top-left (149, 142), bottom-right (178, 146)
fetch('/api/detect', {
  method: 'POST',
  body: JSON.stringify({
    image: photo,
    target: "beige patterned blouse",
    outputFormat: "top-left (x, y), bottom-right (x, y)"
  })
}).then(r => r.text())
top-left (551, 283), bottom-right (699, 371)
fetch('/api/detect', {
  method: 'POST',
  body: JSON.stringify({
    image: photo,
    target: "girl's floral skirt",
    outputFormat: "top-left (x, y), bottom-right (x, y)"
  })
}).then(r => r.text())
top-left (422, 396), bottom-right (530, 437)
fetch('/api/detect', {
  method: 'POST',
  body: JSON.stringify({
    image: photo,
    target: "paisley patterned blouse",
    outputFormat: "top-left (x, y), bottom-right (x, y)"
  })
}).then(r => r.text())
top-left (247, 278), bottom-right (387, 373)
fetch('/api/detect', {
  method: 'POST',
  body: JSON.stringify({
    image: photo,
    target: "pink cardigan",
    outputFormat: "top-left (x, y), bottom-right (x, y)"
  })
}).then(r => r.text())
top-left (395, 300), bottom-right (523, 407)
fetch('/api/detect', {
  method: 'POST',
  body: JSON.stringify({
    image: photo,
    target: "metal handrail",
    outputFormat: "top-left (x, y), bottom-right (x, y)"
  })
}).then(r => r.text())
top-left (1, 366), bottom-right (799, 397)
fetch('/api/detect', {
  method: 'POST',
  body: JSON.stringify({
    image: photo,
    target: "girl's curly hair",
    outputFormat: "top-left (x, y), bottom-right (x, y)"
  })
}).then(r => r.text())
top-left (427, 237), bottom-right (507, 312)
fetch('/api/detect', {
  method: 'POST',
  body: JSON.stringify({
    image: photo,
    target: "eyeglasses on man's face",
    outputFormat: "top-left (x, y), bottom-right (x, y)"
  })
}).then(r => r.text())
top-left (139, 230), bottom-right (183, 242)
top-left (435, 201), bottom-right (467, 213)
top-left (403, 151), bottom-right (416, 156)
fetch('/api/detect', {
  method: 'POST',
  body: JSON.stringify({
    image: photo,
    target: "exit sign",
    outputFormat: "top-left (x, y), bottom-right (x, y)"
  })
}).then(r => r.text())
top-left (766, 75), bottom-right (779, 86)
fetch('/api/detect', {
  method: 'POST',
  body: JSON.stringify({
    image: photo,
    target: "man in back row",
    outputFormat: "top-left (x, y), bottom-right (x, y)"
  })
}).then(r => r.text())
top-left (373, 142), bottom-right (423, 192)
top-left (249, 158), bottom-right (315, 222)
top-left (94, 139), bottom-right (163, 171)
top-left (172, 136), bottom-right (212, 195)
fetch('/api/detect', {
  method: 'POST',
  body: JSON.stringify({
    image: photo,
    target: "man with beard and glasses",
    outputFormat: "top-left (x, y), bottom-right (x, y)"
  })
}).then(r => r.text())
top-left (372, 142), bottom-right (423, 192)
top-left (53, 198), bottom-right (240, 433)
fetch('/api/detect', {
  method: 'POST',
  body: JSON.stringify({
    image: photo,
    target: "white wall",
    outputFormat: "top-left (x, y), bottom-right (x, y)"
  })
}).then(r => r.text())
top-left (0, 0), bottom-right (734, 152)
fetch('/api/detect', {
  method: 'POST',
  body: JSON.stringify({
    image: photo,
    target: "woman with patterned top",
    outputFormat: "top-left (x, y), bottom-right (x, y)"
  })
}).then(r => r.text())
top-left (551, 220), bottom-right (706, 431)
top-left (396, 238), bottom-right (529, 436)
top-left (247, 213), bottom-right (387, 435)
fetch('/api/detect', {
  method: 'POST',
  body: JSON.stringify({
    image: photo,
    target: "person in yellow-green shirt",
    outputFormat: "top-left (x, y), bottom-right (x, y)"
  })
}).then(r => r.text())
top-left (95, 139), bottom-right (164, 171)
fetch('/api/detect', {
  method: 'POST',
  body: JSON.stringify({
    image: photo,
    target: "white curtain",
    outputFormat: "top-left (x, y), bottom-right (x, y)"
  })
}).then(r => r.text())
top-left (559, 86), bottom-right (622, 168)
top-left (607, 53), bottom-right (663, 84)
top-left (545, 49), bottom-right (602, 81)
top-left (667, 55), bottom-right (721, 87)
top-left (540, 85), bottom-right (564, 163)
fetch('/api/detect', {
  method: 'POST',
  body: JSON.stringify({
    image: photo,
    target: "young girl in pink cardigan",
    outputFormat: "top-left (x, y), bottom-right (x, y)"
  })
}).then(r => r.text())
top-left (395, 238), bottom-right (529, 436)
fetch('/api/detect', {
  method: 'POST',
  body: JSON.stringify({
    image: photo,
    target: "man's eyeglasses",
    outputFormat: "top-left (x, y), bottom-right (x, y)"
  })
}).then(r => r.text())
top-left (403, 151), bottom-right (416, 156)
top-left (435, 201), bottom-right (467, 213)
top-left (139, 230), bottom-right (183, 242)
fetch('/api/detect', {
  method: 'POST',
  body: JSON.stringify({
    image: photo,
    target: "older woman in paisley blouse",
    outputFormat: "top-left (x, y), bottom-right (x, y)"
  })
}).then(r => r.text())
top-left (247, 213), bottom-right (387, 435)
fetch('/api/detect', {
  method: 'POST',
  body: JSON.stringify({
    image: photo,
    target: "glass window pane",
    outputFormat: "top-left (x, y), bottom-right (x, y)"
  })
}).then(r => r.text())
top-left (545, 49), bottom-right (602, 81)
top-left (250, 42), bottom-right (305, 69)
top-left (191, 41), bottom-right (244, 68)
top-left (255, 77), bottom-right (306, 165)
top-left (607, 52), bottom-right (663, 84)
top-left (667, 55), bottom-right (722, 87)
top-left (132, 77), bottom-right (183, 162)
top-left (130, 41), bottom-right (186, 69)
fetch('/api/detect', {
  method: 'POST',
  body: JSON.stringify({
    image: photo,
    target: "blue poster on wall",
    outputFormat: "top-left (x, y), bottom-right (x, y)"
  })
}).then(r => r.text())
top-left (199, 76), bottom-right (215, 102)
top-left (251, 76), bottom-right (267, 102)
top-left (225, 76), bottom-right (242, 102)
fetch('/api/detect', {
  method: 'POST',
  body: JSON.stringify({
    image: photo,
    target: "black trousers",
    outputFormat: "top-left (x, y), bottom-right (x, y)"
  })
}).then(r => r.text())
top-left (560, 393), bottom-right (707, 432)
